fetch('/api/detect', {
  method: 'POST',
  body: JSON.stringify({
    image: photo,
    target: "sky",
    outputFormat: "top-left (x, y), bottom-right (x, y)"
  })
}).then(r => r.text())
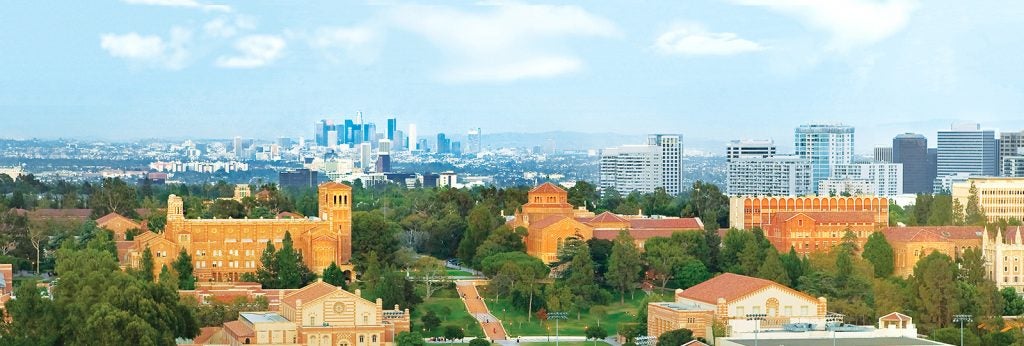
top-left (2, 0), bottom-right (1024, 153)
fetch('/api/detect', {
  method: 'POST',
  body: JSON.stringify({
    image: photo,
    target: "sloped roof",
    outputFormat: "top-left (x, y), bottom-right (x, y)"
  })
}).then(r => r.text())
top-left (773, 211), bottom-right (875, 223)
top-left (530, 182), bottom-right (566, 194)
top-left (97, 212), bottom-right (141, 227)
top-left (588, 211), bottom-right (628, 224)
top-left (223, 320), bottom-right (254, 338)
top-left (879, 312), bottom-right (912, 322)
top-left (682, 341), bottom-right (710, 346)
top-left (14, 208), bottom-right (92, 220)
top-left (881, 226), bottom-right (983, 243)
top-left (677, 273), bottom-right (816, 305)
top-left (281, 281), bottom-right (342, 308)
top-left (319, 181), bottom-right (352, 190)
top-left (530, 215), bottom-right (574, 230)
top-left (628, 218), bottom-right (703, 230)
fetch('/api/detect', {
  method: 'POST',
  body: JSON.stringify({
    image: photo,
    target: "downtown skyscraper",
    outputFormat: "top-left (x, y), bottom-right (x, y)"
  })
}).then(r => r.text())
top-left (935, 123), bottom-right (998, 191)
top-left (892, 133), bottom-right (936, 194)
top-left (794, 123), bottom-right (855, 193)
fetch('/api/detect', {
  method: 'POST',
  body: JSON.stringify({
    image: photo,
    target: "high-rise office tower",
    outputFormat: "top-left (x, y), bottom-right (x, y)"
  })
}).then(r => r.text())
top-left (1001, 131), bottom-right (1024, 177)
top-left (387, 118), bottom-right (397, 141)
top-left (343, 119), bottom-right (355, 145)
top-left (935, 123), bottom-right (998, 191)
top-left (818, 163), bottom-right (903, 197)
top-left (873, 147), bottom-right (893, 163)
top-left (326, 130), bottom-right (338, 149)
top-left (727, 155), bottom-right (813, 197)
top-left (451, 141), bottom-right (462, 156)
top-left (467, 128), bottom-right (482, 154)
top-left (600, 145), bottom-right (663, 194)
top-left (436, 133), bottom-right (452, 154)
top-left (794, 123), bottom-right (855, 193)
top-left (375, 139), bottom-right (392, 173)
top-left (359, 142), bottom-right (372, 172)
top-left (364, 123), bottom-right (376, 143)
top-left (893, 133), bottom-right (935, 194)
top-left (393, 130), bottom-right (406, 151)
top-left (233, 136), bottom-right (243, 159)
top-left (726, 139), bottom-right (776, 162)
top-left (314, 120), bottom-right (330, 147)
top-left (408, 124), bottom-right (417, 153)
top-left (648, 134), bottom-right (684, 195)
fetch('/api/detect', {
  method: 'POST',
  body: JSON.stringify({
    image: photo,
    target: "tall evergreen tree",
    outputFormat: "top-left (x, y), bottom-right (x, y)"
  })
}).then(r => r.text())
top-left (457, 204), bottom-right (498, 266)
top-left (862, 232), bottom-right (895, 278)
top-left (158, 264), bottom-right (177, 289)
top-left (173, 247), bottom-right (196, 290)
top-left (780, 247), bottom-right (804, 287)
top-left (255, 240), bottom-right (279, 288)
top-left (322, 261), bottom-right (347, 289)
top-left (757, 249), bottom-right (790, 285)
top-left (608, 231), bottom-right (643, 303)
top-left (0, 279), bottom-right (58, 345)
top-left (965, 182), bottom-right (987, 226)
top-left (912, 251), bottom-right (960, 329)
top-left (361, 251), bottom-right (382, 298)
top-left (275, 231), bottom-right (302, 288)
top-left (138, 245), bottom-right (155, 282)
top-left (914, 194), bottom-right (933, 225)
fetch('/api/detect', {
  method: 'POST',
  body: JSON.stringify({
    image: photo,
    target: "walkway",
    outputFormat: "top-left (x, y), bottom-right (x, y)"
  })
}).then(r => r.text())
top-left (455, 281), bottom-right (507, 341)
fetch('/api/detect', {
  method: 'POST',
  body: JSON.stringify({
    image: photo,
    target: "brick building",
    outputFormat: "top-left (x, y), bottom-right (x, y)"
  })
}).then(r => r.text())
top-left (882, 226), bottom-right (982, 277)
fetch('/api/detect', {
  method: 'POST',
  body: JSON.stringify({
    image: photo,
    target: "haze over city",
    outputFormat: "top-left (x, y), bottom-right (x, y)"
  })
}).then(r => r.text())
top-left (4, 1), bottom-right (1024, 152)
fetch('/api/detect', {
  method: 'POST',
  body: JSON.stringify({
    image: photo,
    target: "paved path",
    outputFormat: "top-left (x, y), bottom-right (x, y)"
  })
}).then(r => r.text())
top-left (455, 281), bottom-right (507, 341)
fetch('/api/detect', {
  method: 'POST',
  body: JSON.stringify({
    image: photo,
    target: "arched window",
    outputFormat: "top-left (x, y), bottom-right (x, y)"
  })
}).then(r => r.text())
top-left (372, 335), bottom-right (377, 343)
top-left (244, 338), bottom-right (250, 344)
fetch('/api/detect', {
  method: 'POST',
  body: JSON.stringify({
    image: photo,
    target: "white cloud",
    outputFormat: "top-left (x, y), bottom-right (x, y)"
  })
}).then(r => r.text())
top-left (216, 35), bottom-right (286, 68)
top-left (123, 0), bottom-right (231, 12)
top-left (654, 24), bottom-right (765, 56)
top-left (387, 2), bottom-right (619, 82)
top-left (204, 15), bottom-right (257, 38)
top-left (734, 0), bottom-right (918, 50)
top-left (295, 25), bottom-right (381, 65)
top-left (100, 27), bottom-right (191, 69)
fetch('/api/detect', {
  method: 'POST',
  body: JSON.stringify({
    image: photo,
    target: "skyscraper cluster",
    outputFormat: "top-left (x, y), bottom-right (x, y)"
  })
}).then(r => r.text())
top-left (599, 134), bottom-right (684, 195)
top-left (314, 113), bottom-right (398, 150)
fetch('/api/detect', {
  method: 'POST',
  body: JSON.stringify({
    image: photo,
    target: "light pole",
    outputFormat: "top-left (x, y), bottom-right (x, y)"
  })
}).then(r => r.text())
top-left (635, 335), bottom-right (657, 346)
top-left (746, 313), bottom-right (767, 346)
top-left (826, 312), bottom-right (845, 346)
top-left (550, 312), bottom-right (568, 346)
top-left (953, 314), bottom-right (972, 346)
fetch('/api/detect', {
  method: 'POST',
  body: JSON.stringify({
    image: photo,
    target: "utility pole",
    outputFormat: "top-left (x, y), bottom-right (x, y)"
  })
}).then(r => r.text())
top-left (953, 314), bottom-right (973, 346)
top-left (550, 312), bottom-right (568, 346)
top-left (746, 313), bottom-right (767, 346)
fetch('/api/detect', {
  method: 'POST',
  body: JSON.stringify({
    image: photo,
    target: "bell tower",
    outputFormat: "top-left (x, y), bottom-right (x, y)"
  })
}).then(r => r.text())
top-left (318, 182), bottom-right (352, 265)
top-left (165, 194), bottom-right (185, 239)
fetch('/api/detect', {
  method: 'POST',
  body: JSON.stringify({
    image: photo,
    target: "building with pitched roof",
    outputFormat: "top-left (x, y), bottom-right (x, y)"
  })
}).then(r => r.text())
top-left (983, 226), bottom-right (1024, 292)
top-left (189, 281), bottom-right (409, 346)
top-left (729, 196), bottom-right (889, 231)
top-left (124, 182), bottom-right (352, 282)
top-left (511, 183), bottom-right (703, 263)
top-left (882, 226), bottom-right (983, 277)
top-left (648, 273), bottom-right (827, 340)
top-left (764, 211), bottom-right (880, 255)
top-left (96, 212), bottom-right (143, 241)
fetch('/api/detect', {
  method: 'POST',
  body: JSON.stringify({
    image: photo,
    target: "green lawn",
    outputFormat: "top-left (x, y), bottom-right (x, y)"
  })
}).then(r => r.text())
top-left (446, 269), bottom-right (477, 277)
top-left (479, 286), bottom-right (667, 337)
top-left (412, 286), bottom-right (485, 338)
top-left (520, 342), bottom-right (612, 346)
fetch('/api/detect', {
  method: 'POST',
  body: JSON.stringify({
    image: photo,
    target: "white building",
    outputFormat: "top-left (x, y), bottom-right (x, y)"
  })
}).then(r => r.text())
top-left (982, 227), bottom-right (1024, 292)
top-left (439, 171), bottom-right (457, 188)
top-left (600, 144), bottom-right (663, 194)
top-left (726, 156), bottom-right (813, 197)
top-left (726, 139), bottom-right (776, 162)
top-left (795, 123), bottom-right (855, 193)
top-left (648, 134), bottom-right (685, 195)
top-left (817, 163), bottom-right (904, 197)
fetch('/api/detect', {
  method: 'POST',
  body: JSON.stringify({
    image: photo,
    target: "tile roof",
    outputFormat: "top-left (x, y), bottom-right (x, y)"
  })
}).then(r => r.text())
top-left (191, 327), bottom-right (222, 344)
top-left (773, 211), bottom-right (876, 223)
top-left (587, 211), bottom-right (629, 224)
top-left (529, 215), bottom-right (574, 230)
top-left (223, 320), bottom-right (254, 338)
top-left (881, 226), bottom-right (983, 243)
top-left (96, 212), bottom-right (127, 225)
top-left (529, 182), bottom-right (566, 194)
top-left (319, 181), bottom-right (352, 190)
top-left (627, 218), bottom-right (703, 230)
top-left (16, 208), bottom-right (92, 220)
top-left (676, 273), bottom-right (817, 305)
top-left (281, 281), bottom-right (341, 308)
top-left (682, 341), bottom-right (710, 346)
top-left (879, 312), bottom-right (912, 322)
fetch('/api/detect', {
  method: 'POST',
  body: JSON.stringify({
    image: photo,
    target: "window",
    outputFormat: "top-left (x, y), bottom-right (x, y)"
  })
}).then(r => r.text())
top-left (800, 306), bottom-right (808, 315)
top-left (752, 306), bottom-right (761, 314)
top-left (372, 335), bottom-right (377, 343)
top-left (359, 335), bottom-right (364, 343)
top-left (736, 306), bottom-right (745, 316)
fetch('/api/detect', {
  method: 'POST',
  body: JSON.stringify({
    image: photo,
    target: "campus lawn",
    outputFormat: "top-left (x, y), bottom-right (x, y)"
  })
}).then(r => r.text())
top-left (412, 286), bottom-right (485, 338)
top-left (519, 342), bottom-right (612, 346)
top-left (446, 269), bottom-right (477, 277)
top-left (479, 286), bottom-right (668, 337)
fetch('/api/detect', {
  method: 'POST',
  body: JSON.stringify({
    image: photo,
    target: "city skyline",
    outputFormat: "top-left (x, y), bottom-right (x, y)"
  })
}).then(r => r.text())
top-left (3, 1), bottom-right (1024, 149)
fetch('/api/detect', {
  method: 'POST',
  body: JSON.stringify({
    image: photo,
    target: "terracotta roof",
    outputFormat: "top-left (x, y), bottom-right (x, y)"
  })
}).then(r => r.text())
top-left (281, 281), bottom-right (341, 308)
top-left (677, 273), bottom-right (816, 305)
top-left (276, 211), bottom-right (303, 219)
top-left (627, 218), bottom-right (703, 230)
top-left (773, 211), bottom-right (875, 224)
top-left (529, 215), bottom-right (574, 230)
top-left (223, 320), bottom-right (254, 338)
top-left (881, 226), bottom-right (983, 243)
top-left (588, 211), bottom-right (628, 224)
top-left (319, 181), bottom-right (352, 190)
top-left (17, 208), bottom-right (92, 220)
top-left (96, 212), bottom-right (127, 224)
top-left (682, 341), bottom-right (710, 346)
top-left (594, 228), bottom-right (703, 241)
top-left (879, 312), bottom-right (912, 322)
top-left (529, 182), bottom-right (566, 194)
top-left (191, 327), bottom-right (223, 344)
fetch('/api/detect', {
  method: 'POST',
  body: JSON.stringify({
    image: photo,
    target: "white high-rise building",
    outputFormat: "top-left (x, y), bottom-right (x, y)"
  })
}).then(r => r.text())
top-left (359, 142), bottom-right (372, 172)
top-left (817, 163), bottom-right (904, 197)
top-left (326, 130), bottom-right (338, 149)
top-left (467, 128), bottom-right (482, 154)
top-left (726, 139), bottom-right (777, 162)
top-left (726, 155), bottom-right (813, 197)
top-left (600, 145), bottom-right (663, 194)
top-left (408, 124), bottom-right (417, 153)
top-left (647, 134), bottom-right (684, 195)
top-left (795, 123), bottom-right (855, 193)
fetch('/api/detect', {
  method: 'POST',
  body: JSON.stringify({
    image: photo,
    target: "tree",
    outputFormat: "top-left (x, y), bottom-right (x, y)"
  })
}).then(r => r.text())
top-left (87, 177), bottom-right (139, 218)
top-left (377, 266), bottom-right (420, 309)
top-left (352, 211), bottom-right (400, 268)
top-left (607, 230), bottom-right (642, 303)
top-left (422, 310), bottom-right (442, 331)
top-left (643, 237), bottom-right (687, 289)
top-left (671, 257), bottom-right (711, 289)
top-left (585, 325), bottom-right (608, 345)
top-left (561, 242), bottom-right (608, 318)
top-left (738, 235), bottom-right (764, 275)
top-left (473, 225), bottom-right (525, 268)
top-left (780, 247), bottom-right (805, 287)
top-left (0, 279), bottom-right (58, 345)
top-left (254, 241), bottom-right (279, 288)
top-left (928, 195), bottom-right (952, 226)
top-left (27, 220), bottom-right (50, 275)
top-left (568, 181), bottom-right (600, 210)
top-left (931, 327), bottom-right (981, 346)
top-left (952, 198), bottom-right (966, 226)
top-left (158, 264), bottom-right (177, 289)
top-left (361, 252), bottom-right (382, 298)
top-left (719, 229), bottom-right (751, 273)
top-left (322, 262), bottom-right (347, 289)
top-left (1002, 287), bottom-right (1024, 316)
top-left (275, 231), bottom-right (304, 288)
top-left (173, 247), bottom-right (196, 290)
top-left (959, 247), bottom-right (985, 285)
top-left (468, 338), bottom-right (490, 346)
top-left (757, 249), bottom-right (790, 285)
top-left (396, 331), bottom-right (427, 346)
top-left (138, 245), bottom-right (155, 282)
top-left (912, 251), bottom-right (960, 330)
top-left (965, 182), bottom-right (987, 226)
top-left (458, 204), bottom-right (499, 266)
top-left (862, 232), bottom-right (895, 278)
top-left (914, 194), bottom-right (933, 225)
top-left (209, 199), bottom-right (245, 219)
top-left (442, 325), bottom-right (464, 343)
top-left (656, 328), bottom-right (694, 346)
top-left (590, 306), bottom-right (608, 326)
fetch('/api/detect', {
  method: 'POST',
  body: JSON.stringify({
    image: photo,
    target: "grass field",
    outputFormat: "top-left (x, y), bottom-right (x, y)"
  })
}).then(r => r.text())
top-left (412, 286), bottom-right (485, 338)
top-left (446, 269), bottom-right (478, 277)
top-left (519, 342), bottom-right (612, 346)
top-left (479, 286), bottom-right (668, 337)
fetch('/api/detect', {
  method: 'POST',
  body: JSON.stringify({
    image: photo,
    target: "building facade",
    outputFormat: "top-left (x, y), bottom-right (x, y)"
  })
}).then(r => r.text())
top-left (935, 123), bottom-right (998, 192)
top-left (882, 226), bottom-right (982, 277)
top-left (648, 134), bottom-right (685, 195)
top-left (1005, 157), bottom-right (1024, 178)
top-left (794, 123), bottom-right (855, 193)
top-left (511, 183), bottom-right (703, 263)
top-left (726, 156), bottom-right (813, 197)
top-left (952, 177), bottom-right (1024, 223)
top-left (648, 273), bottom-right (827, 339)
top-left (873, 147), bottom-right (893, 163)
top-left (600, 145), bottom-right (663, 194)
top-left (982, 227), bottom-right (1024, 292)
top-left (817, 163), bottom-right (903, 197)
top-left (729, 196), bottom-right (889, 231)
top-left (892, 133), bottom-right (935, 194)
top-left (763, 211), bottom-right (881, 254)
top-left (726, 139), bottom-right (776, 162)
top-left (126, 182), bottom-right (353, 282)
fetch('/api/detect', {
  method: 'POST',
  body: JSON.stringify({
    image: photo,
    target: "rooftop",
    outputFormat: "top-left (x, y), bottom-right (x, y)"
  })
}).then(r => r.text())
top-left (241, 312), bottom-right (289, 324)
top-left (723, 337), bottom-right (942, 346)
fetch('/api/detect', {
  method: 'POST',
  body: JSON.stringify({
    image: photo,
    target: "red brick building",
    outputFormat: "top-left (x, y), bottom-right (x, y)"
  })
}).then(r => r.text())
top-left (764, 211), bottom-right (883, 254)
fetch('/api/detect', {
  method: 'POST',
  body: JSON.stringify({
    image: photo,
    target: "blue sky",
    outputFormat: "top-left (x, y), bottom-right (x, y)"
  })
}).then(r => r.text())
top-left (2, 0), bottom-right (1023, 152)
